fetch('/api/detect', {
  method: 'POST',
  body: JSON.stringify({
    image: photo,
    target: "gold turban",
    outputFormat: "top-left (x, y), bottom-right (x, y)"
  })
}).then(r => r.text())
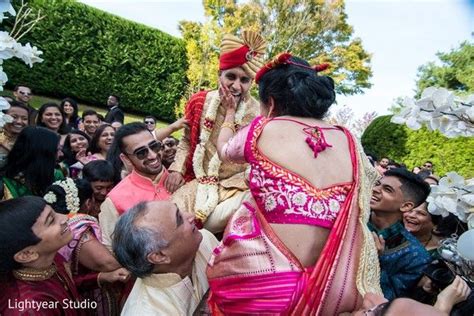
top-left (219, 30), bottom-right (266, 79)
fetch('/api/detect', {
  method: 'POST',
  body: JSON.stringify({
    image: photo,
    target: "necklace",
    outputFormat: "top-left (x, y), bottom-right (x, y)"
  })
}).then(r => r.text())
top-left (13, 264), bottom-right (57, 281)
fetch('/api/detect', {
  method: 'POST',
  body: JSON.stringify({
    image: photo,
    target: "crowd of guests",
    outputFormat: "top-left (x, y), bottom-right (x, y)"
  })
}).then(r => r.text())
top-left (0, 29), bottom-right (472, 316)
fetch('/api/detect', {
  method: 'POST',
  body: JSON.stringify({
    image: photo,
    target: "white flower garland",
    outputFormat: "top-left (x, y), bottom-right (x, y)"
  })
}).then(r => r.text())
top-left (43, 178), bottom-right (81, 214)
top-left (193, 90), bottom-right (249, 223)
top-left (43, 191), bottom-right (57, 204)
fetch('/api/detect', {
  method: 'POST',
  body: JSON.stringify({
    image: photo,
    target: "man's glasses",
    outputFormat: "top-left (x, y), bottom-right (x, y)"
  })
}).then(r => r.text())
top-left (19, 91), bottom-right (32, 96)
top-left (127, 141), bottom-right (162, 160)
top-left (144, 121), bottom-right (155, 125)
top-left (424, 164), bottom-right (433, 168)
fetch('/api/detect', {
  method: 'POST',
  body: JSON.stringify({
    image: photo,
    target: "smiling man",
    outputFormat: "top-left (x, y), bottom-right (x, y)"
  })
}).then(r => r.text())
top-left (165, 30), bottom-right (266, 233)
top-left (98, 122), bottom-right (171, 250)
top-left (13, 85), bottom-right (37, 125)
top-left (113, 200), bottom-right (218, 316)
top-left (368, 168), bottom-right (432, 300)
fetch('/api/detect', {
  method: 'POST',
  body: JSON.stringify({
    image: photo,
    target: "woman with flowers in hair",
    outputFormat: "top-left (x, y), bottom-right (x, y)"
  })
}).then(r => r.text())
top-left (44, 178), bottom-right (130, 316)
top-left (165, 30), bottom-right (266, 233)
top-left (206, 53), bottom-right (382, 315)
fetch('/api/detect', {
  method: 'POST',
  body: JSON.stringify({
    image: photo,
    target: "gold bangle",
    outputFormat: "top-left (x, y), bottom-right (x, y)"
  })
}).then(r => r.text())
top-left (221, 122), bottom-right (235, 133)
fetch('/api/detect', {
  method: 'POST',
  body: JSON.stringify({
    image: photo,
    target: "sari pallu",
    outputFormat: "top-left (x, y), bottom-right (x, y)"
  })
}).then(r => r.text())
top-left (206, 120), bottom-right (382, 315)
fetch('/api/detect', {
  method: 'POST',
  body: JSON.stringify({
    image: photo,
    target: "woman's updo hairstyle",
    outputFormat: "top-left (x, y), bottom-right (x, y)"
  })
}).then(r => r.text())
top-left (257, 54), bottom-right (335, 119)
top-left (43, 178), bottom-right (93, 215)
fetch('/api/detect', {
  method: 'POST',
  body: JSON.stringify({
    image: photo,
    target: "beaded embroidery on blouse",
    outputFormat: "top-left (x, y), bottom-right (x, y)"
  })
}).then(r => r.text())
top-left (247, 117), bottom-right (353, 229)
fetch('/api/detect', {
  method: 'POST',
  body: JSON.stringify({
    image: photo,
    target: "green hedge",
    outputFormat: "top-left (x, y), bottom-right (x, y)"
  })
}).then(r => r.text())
top-left (4, 0), bottom-right (188, 121)
top-left (361, 115), bottom-right (474, 178)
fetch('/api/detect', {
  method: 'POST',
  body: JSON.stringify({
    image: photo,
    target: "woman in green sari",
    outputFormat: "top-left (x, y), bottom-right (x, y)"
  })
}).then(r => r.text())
top-left (1, 126), bottom-right (64, 199)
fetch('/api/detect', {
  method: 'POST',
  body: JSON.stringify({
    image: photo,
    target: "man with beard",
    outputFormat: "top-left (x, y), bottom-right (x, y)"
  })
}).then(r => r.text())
top-left (161, 136), bottom-right (179, 169)
top-left (165, 30), bottom-right (266, 233)
top-left (369, 168), bottom-right (432, 300)
top-left (99, 122), bottom-right (171, 250)
top-left (104, 94), bottom-right (124, 125)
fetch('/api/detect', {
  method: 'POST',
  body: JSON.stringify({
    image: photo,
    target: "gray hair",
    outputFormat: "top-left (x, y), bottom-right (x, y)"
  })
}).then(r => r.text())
top-left (112, 201), bottom-right (169, 278)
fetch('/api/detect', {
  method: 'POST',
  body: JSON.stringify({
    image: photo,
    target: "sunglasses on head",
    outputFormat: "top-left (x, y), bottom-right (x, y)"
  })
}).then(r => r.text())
top-left (128, 141), bottom-right (162, 160)
top-left (144, 120), bottom-right (155, 125)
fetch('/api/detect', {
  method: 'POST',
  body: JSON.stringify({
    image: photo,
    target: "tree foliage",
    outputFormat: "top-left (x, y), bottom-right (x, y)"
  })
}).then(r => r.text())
top-left (177, 0), bottom-right (372, 114)
top-left (415, 41), bottom-right (474, 97)
top-left (361, 115), bottom-right (474, 177)
top-left (4, 0), bottom-right (188, 121)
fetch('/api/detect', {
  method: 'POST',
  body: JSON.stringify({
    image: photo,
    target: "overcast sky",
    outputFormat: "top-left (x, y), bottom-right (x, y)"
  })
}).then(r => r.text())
top-left (79, 0), bottom-right (473, 118)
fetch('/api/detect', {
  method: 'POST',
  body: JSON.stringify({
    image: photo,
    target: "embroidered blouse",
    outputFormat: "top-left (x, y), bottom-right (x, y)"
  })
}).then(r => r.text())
top-left (221, 116), bottom-right (354, 229)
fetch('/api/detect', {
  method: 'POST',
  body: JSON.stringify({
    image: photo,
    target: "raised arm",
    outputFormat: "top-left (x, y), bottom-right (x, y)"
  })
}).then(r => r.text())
top-left (154, 117), bottom-right (188, 141)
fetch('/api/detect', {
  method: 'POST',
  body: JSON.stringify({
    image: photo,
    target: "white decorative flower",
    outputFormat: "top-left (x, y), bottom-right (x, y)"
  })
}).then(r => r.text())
top-left (0, 31), bottom-right (16, 60)
top-left (427, 171), bottom-right (474, 224)
top-left (391, 87), bottom-right (473, 138)
top-left (468, 213), bottom-right (474, 230)
top-left (264, 195), bottom-right (277, 212)
top-left (0, 95), bottom-right (12, 127)
top-left (0, 96), bottom-right (9, 110)
top-left (43, 191), bottom-right (57, 204)
top-left (14, 42), bottom-right (43, 67)
top-left (0, 2), bottom-right (15, 17)
top-left (439, 172), bottom-right (465, 188)
top-left (292, 192), bottom-right (307, 206)
top-left (0, 67), bottom-right (8, 89)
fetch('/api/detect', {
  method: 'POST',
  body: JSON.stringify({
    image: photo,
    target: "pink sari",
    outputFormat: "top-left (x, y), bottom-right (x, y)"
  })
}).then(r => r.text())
top-left (207, 116), bottom-right (380, 315)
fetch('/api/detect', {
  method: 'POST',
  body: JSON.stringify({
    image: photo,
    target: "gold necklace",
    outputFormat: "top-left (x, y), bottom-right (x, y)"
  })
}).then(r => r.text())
top-left (13, 264), bottom-right (56, 281)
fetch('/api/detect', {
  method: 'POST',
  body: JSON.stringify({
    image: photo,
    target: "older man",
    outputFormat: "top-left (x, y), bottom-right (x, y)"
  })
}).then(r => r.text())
top-left (165, 30), bottom-right (266, 233)
top-left (113, 200), bottom-right (218, 316)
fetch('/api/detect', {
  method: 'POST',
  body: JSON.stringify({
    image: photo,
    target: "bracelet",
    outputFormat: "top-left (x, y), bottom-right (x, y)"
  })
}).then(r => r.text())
top-left (221, 121), bottom-right (236, 133)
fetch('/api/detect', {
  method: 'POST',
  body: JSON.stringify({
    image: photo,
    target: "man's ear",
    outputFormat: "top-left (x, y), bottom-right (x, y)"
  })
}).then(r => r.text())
top-left (400, 201), bottom-right (415, 213)
top-left (14, 247), bottom-right (39, 265)
top-left (119, 153), bottom-right (131, 165)
top-left (147, 251), bottom-right (170, 266)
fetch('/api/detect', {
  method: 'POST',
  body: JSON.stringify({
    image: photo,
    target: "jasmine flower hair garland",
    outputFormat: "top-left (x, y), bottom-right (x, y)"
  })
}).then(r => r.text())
top-left (43, 178), bottom-right (81, 214)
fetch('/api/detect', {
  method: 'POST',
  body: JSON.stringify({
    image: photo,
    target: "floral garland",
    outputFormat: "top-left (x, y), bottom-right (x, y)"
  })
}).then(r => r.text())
top-left (192, 90), bottom-right (249, 227)
top-left (43, 178), bottom-right (80, 214)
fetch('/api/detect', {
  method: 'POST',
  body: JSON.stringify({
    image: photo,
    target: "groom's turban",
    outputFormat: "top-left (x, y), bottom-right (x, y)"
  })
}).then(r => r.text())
top-left (219, 30), bottom-right (266, 79)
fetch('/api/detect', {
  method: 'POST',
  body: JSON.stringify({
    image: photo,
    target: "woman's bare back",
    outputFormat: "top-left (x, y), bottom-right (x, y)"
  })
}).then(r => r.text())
top-left (257, 117), bottom-right (353, 267)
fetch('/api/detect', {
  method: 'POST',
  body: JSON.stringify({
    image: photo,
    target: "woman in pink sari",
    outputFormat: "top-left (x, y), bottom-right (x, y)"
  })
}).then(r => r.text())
top-left (208, 53), bottom-right (382, 315)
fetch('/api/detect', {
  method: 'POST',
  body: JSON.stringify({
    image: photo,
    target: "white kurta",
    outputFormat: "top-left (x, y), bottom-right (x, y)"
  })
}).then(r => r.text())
top-left (121, 229), bottom-right (218, 316)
